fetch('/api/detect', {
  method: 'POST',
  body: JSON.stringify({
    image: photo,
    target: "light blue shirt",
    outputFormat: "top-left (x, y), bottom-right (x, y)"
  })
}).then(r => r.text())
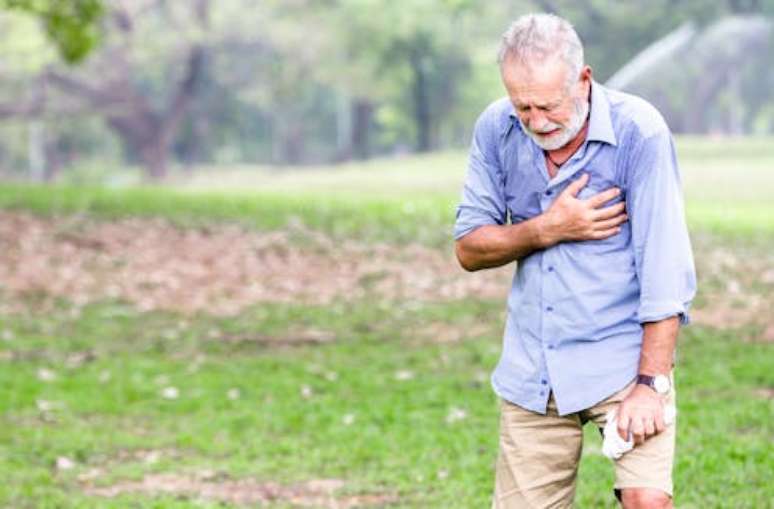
top-left (454, 82), bottom-right (696, 416)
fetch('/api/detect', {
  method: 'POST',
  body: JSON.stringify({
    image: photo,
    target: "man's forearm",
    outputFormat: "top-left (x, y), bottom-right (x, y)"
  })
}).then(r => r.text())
top-left (454, 215), bottom-right (555, 271)
top-left (638, 316), bottom-right (680, 375)
top-left (454, 176), bottom-right (627, 272)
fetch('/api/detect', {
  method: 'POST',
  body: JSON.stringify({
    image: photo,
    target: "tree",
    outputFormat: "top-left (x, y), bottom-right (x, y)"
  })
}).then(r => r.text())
top-left (294, 0), bottom-right (500, 155)
top-left (37, 0), bottom-right (211, 179)
top-left (0, 0), bottom-right (103, 64)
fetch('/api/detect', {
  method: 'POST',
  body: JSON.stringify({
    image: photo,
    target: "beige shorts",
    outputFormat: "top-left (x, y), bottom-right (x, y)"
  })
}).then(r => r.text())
top-left (492, 376), bottom-right (676, 508)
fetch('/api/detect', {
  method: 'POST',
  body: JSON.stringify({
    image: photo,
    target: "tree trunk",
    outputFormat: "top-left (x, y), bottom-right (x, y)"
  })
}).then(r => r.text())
top-left (108, 116), bottom-right (170, 180)
top-left (410, 49), bottom-right (432, 152)
top-left (45, 44), bottom-right (206, 180)
top-left (43, 137), bottom-right (63, 181)
top-left (27, 121), bottom-right (45, 181)
top-left (140, 136), bottom-right (169, 180)
top-left (281, 122), bottom-right (305, 164)
top-left (334, 92), bottom-right (352, 161)
top-left (351, 99), bottom-right (373, 159)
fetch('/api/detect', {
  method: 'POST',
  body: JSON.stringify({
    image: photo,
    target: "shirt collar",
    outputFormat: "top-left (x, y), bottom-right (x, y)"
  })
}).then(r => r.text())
top-left (507, 80), bottom-right (617, 147)
top-left (587, 81), bottom-right (617, 146)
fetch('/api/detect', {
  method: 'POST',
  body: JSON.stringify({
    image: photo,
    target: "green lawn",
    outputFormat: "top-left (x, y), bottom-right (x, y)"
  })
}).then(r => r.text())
top-left (1, 140), bottom-right (773, 507)
top-left (0, 299), bottom-right (771, 508)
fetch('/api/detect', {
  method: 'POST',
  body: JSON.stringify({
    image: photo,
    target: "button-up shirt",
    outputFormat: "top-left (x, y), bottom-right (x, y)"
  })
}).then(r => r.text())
top-left (454, 82), bottom-right (697, 416)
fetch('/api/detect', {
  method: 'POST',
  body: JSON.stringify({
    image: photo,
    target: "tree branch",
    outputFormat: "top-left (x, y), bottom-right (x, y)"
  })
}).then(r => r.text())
top-left (44, 68), bottom-right (119, 109)
top-left (161, 45), bottom-right (206, 138)
top-left (0, 74), bottom-right (47, 119)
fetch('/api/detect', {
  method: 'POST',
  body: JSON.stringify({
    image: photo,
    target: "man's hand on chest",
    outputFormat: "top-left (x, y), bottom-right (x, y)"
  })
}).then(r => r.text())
top-left (537, 172), bottom-right (628, 246)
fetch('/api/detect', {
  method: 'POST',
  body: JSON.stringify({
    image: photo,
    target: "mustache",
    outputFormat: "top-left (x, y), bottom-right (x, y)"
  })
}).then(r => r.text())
top-left (529, 123), bottom-right (562, 135)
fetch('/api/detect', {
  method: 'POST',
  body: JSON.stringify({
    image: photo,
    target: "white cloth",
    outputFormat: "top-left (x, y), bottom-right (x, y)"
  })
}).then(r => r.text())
top-left (602, 405), bottom-right (676, 460)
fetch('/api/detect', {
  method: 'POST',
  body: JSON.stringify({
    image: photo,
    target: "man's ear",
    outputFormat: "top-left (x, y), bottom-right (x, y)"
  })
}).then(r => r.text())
top-left (581, 65), bottom-right (593, 81)
top-left (580, 65), bottom-right (593, 96)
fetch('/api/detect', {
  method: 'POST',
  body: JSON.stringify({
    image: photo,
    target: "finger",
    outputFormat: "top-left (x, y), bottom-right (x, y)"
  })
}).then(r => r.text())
top-left (592, 214), bottom-right (628, 231)
top-left (654, 402), bottom-right (666, 433)
top-left (564, 173), bottom-right (590, 197)
top-left (592, 201), bottom-right (626, 220)
top-left (654, 414), bottom-right (666, 434)
top-left (617, 411), bottom-right (630, 441)
top-left (586, 187), bottom-right (621, 207)
top-left (643, 417), bottom-right (655, 437)
top-left (631, 420), bottom-right (645, 445)
top-left (589, 226), bottom-right (622, 240)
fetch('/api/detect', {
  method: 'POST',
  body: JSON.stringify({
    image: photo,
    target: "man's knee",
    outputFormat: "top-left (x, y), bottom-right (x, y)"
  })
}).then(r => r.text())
top-left (620, 488), bottom-right (672, 509)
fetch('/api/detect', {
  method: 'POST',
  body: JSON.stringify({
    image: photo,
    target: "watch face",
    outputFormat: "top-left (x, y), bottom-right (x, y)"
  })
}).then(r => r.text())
top-left (653, 375), bottom-right (670, 394)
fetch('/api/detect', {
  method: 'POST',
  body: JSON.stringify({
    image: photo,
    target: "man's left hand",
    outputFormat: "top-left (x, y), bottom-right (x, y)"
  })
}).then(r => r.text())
top-left (616, 384), bottom-right (666, 445)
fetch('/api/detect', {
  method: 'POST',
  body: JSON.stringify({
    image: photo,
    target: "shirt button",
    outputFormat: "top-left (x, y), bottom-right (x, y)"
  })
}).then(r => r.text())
top-left (540, 391), bottom-right (545, 396)
top-left (546, 306), bottom-right (553, 312)
top-left (548, 345), bottom-right (555, 350)
top-left (541, 379), bottom-right (548, 385)
top-left (545, 190), bottom-right (553, 196)
top-left (547, 266), bottom-right (554, 272)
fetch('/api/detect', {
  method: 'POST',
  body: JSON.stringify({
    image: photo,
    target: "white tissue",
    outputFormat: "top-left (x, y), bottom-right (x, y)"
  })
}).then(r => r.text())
top-left (601, 405), bottom-right (676, 460)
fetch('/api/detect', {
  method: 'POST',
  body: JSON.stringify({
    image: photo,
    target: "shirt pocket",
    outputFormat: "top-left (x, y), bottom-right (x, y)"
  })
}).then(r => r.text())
top-left (576, 178), bottom-right (623, 205)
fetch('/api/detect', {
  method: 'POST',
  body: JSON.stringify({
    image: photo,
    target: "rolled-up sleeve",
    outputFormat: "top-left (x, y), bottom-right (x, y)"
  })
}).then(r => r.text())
top-left (627, 129), bottom-right (697, 324)
top-left (453, 111), bottom-right (507, 240)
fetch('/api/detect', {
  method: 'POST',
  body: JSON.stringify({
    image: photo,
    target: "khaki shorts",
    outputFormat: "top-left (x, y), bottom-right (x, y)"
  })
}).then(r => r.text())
top-left (492, 376), bottom-right (676, 509)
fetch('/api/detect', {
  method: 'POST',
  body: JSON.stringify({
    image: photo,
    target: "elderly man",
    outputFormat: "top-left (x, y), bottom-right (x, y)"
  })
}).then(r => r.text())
top-left (454, 13), bottom-right (696, 509)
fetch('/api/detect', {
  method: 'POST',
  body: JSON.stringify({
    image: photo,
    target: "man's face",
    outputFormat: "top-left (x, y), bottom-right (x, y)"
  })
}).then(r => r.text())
top-left (501, 57), bottom-right (591, 151)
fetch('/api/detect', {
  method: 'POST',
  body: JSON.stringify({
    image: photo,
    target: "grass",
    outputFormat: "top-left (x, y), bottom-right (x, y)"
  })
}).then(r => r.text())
top-left (2, 137), bottom-right (774, 244)
top-left (1, 137), bottom-right (773, 507)
top-left (0, 298), bottom-right (771, 508)
top-left (0, 184), bottom-right (457, 246)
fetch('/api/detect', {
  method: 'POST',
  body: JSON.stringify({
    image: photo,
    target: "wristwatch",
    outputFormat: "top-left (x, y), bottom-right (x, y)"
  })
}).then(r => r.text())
top-left (636, 373), bottom-right (671, 395)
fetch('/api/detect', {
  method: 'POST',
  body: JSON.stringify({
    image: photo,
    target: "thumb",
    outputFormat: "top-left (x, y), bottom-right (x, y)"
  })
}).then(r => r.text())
top-left (564, 173), bottom-right (589, 197)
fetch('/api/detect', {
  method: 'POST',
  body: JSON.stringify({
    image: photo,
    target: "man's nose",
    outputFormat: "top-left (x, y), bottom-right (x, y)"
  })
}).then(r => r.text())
top-left (526, 110), bottom-right (548, 130)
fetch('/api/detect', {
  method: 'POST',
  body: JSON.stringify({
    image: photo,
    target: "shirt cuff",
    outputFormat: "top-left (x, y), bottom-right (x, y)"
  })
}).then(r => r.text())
top-left (638, 301), bottom-right (691, 325)
top-left (454, 207), bottom-right (502, 240)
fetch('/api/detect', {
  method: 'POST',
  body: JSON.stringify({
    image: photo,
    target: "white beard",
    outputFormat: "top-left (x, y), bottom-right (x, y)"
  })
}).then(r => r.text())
top-left (520, 97), bottom-right (590, 151)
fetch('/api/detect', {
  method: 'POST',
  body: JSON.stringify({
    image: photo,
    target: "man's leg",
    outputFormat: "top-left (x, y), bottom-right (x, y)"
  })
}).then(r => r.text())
top-left (492, 393), bottom-right (583, 509)
top-left (582, 375), bottom-right (677, 509)
top-left (619, 488), bottom-right (673, 509)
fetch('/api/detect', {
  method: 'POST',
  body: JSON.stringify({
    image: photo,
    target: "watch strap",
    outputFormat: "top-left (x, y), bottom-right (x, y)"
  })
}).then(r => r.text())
top-left (637, 373), bottom-right (671, 394)
top-left (636, 374), bottom-right (655, 387)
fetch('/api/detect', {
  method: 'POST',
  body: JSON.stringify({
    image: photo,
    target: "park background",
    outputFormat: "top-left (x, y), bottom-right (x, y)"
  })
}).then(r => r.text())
top-left (0, 0), bottom-right (772, 507)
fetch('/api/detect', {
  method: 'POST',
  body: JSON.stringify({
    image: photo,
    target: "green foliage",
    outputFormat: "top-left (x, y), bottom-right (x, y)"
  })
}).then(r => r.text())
top-left (1, 0), bottom-right (103, 64)
top-left (0, 0), bottom-right (773, 171)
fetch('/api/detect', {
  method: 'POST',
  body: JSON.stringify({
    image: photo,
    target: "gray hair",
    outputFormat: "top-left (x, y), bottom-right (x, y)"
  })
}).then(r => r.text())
top-left (498, 13), bottom-right (584, 89)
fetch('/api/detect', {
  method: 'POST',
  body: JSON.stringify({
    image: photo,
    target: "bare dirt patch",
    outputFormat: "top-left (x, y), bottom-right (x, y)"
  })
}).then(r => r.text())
top-left (1, 212), bottom-right (771, 334)
top-left (0, 211), bottom-right (509, 316)
top-left (689, 238), bottom-right (774, 338)
top-left (752, 387), bottom-right (774, 400)
top-left (218, 328), bottom-right (337, 346)
top-left (415, 320), bottom-right (495, 344)
top-left (81, 472), bottom-right (397, 508)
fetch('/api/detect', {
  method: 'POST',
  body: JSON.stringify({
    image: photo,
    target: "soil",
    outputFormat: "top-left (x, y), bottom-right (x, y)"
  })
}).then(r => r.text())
top-left (1, 211), bottom-right (771, 334)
